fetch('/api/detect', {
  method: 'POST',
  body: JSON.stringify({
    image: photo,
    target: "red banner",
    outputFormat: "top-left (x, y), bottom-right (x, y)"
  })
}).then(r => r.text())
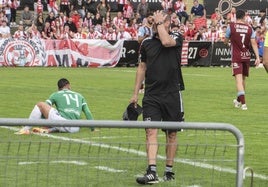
top-left (0, 38), bottom-right (124, 67)
top-left (3, 39), bottom-right (257, 67)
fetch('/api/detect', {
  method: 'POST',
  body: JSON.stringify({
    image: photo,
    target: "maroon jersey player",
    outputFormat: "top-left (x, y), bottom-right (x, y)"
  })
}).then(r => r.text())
top-left (225, 9), bottom-right (260, 110)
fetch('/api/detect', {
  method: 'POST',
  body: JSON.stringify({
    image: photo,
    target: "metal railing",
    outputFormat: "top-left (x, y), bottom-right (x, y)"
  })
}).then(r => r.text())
top-left (0, 118), bottom-right (245, 187)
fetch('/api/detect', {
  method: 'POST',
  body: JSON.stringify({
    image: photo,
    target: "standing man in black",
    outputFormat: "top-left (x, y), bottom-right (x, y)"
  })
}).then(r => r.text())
top-left (60, 0), bottom-right (71, 17)
top-left (130, 10), bottom-right (185, 185)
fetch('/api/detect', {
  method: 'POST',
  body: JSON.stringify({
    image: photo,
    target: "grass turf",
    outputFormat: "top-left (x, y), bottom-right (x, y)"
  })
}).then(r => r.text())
top-left (0, 67), bottom-right (267, 186)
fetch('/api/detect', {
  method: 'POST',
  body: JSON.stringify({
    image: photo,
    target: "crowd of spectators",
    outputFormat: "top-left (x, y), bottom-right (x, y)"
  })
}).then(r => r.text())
top-left (0, 0), bottom-right (266, 50)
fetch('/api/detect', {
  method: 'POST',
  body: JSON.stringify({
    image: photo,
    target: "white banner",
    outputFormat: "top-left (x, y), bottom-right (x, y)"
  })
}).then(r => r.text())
top-left (0, 38), bottom-right (124, 68)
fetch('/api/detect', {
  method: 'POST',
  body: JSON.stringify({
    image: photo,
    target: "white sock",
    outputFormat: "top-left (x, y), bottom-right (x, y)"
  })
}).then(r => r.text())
top-left (24, 105), bottom-right (42, 130)
top-left (29, 105), bottom-right (42, 119)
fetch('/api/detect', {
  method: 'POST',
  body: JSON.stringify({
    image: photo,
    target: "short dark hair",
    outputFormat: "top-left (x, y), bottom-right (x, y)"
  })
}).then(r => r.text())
top-left (57, 78), bottom-right (70, 89)
top-left (171, 23), bottom-right (179, 29)
top-left (236, 9), bottom-right (245, 20)
top-left (146, 12), bottom-right (154, 18)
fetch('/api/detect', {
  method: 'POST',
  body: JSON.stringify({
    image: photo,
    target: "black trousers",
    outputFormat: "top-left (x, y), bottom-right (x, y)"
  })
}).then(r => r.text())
top-left (10, 8), bottom-right (17, 22)
top-left (60, 4), bottom-right (70, 17)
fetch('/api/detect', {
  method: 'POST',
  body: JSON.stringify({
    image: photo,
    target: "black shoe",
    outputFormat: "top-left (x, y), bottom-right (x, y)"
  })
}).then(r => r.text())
top-left (136, 169), bottom-right (159, 185)
top-left (163, 171), bottom-right (175, 181)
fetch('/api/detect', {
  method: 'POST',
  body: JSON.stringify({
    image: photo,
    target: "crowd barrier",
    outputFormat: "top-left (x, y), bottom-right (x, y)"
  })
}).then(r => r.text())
top-left (0, 38), bottom-right (257, 68)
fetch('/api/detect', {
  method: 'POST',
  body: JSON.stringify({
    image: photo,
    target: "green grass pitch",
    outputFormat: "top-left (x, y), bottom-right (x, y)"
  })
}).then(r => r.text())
top-left (0, 67), bottom-right (267, 186)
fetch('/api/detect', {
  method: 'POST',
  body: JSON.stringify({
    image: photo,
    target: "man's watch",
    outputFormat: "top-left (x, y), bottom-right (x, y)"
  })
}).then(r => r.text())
top-left (156, 22), bottom-right (163, 26)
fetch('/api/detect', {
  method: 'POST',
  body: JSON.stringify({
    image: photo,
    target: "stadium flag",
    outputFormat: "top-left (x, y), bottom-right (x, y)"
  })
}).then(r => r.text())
top-left (0, 38), bottom-right (124, 67)
top-left (45, 39), bottom-right (124, 67)
top-left (0, 38), bottom-right (46, 67)
top-left (181, 41), bottom-right (189, 65)
top-left (2, 38), bottom-right (245, 67)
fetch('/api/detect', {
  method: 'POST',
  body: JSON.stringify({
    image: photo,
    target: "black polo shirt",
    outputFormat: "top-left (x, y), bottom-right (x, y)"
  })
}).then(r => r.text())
top-left (140, 32), bottom-right (185, 95)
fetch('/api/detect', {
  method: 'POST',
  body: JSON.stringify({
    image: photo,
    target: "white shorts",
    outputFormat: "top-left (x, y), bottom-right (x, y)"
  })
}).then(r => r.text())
top-left (48, 108), bottom-right (79, 133)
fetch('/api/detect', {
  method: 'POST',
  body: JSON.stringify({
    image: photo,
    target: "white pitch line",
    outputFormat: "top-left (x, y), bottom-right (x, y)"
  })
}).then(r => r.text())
top-left (89, 135), bottom-right (140, 139)
top-left (18, 160), bottom-right (88, 166)
top-left (3, 126), bottom-right (268, 181)
top-left (87, 134), bottom-right (165, 140)
top-left (112, 69), bottom-right (213, 77)
top-left (95, 166), bottom-right (126, 173)
top-left (183, 73), bottom-right (212, 77)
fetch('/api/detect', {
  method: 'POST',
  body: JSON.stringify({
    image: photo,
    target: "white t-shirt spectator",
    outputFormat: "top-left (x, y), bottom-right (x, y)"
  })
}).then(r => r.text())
top-left (0, 24), bottom-right (11, 38)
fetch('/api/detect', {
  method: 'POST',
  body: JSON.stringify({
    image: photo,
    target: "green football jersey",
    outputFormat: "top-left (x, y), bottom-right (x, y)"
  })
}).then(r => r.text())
top-left (46, 89), bottom-right (93, 120)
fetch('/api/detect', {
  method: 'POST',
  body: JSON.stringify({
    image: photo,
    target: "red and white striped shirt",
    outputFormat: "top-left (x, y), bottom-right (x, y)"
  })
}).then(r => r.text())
top-left (123, 4), bottom-right (133, 19)
top-left (29, 29), bottom-right (41, 39)
top-left (13, 30), bottom-right (27, 40)
top-left (161, 0), bottom-right (172, 12)
top-left (205, 30), bottom-right (220, 42)
top-left (117, 0), bottom-right (125, 5)
top-left (113, 16), bottom-right (124, 28)
top-left (104, 32), bottom-right (117, 40)
top-left (173, 1), bottom-right (186, 13)
top-left (59, 16), bottom-right (67, 26)
top-left (88, 31), bottom-right (102, 39)
top-left (11, 0), bottom-right (19, 9)
top-left (73, 32), bottom-right (88, 39)
top-left (36, 2), bottom-right (43, 14)
top-left (48, 0), bottom-right (56, 7)
top-left (60, 0), bottom-right (70, 5)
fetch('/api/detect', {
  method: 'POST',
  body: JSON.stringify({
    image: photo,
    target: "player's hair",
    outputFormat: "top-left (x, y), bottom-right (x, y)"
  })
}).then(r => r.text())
top-left (236, 9), bottom-right (245, 20)
top-left (58, 78), bottom-right (70, 90)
